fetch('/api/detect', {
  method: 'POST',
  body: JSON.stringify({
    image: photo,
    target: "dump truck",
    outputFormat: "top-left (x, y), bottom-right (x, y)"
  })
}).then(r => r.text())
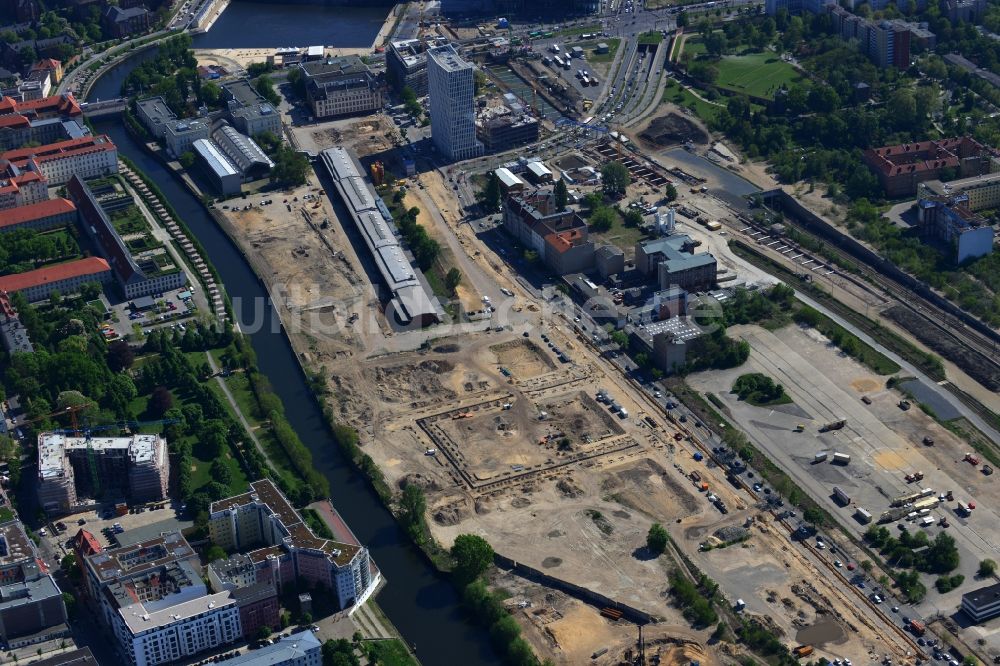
top-left (793, 646), bottom-right (814, 658)
top-left (820, 419), bottom-right (847, 432)
top-left (832, 452), bottom-right (851, 465)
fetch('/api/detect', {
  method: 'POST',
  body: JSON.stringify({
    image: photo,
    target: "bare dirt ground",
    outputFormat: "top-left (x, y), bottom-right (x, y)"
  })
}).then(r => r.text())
top-left (637, 112), bottom-right (710, 149)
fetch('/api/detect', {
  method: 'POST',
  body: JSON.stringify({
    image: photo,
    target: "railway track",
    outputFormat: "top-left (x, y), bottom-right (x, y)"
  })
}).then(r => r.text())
top-left (726, 214), bottom-right (1000, 391)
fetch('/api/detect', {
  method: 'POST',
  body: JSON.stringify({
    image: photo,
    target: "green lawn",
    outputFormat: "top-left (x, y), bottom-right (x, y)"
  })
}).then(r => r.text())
top-left (558, 24), bottom-right (601, 37)
top-left (662, 78), bottom-right (722, 123)
top-left (683, 36), bottom-right (708, 58)
top-left (189, 449), bottom-right (248, 496)
top-left (365, 640), bottom-right (419, 666)
top-left (580, 38), bottom-right (620, 64)
top-left (638, 31), bottom-right (664, 45)
top-left (715, 52), bottom-right (805, 99)
top-left (590, 209), bottom-right (648, 251)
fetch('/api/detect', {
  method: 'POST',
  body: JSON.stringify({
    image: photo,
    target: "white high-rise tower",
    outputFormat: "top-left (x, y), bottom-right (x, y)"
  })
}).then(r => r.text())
top-left (427, 44), bottom-right (484, 162)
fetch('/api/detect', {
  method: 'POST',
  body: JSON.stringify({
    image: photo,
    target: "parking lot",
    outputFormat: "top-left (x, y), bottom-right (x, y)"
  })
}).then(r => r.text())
top-left (102, 285), bottom-right (204, 341)
top-left (46, 503), bottom-right (192, 557)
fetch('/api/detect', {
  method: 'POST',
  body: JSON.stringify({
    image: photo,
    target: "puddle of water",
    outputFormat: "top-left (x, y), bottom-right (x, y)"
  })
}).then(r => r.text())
top-left (795, 618), bottom-right (847, 646)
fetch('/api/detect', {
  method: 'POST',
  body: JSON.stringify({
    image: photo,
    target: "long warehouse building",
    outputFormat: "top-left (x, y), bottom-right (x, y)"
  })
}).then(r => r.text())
top-left (319, 147), bottom-right (440, 327)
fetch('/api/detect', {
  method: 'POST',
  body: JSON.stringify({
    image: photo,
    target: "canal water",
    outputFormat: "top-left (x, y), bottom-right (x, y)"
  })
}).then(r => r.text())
top-left (191, 1), bottom-right (388, 49)
top-left (89, 46), bottom-right (500, 666)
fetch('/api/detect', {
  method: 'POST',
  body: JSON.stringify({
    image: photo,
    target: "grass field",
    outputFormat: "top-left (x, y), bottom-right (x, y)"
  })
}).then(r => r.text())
top-left (580, 38), bottom-right (620, 64)
top-left (715, 52), bottom-right (805, 98)
top-left (681, 39), bottom-right (805, 100)
top-left (662, 78), bottom-right (723, 123)
top-left (638, 31), bottom-right (664, 45)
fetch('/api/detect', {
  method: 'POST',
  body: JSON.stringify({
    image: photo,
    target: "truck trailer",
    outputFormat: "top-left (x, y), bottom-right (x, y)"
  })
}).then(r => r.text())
top-left (832, 452), bottom-right (851, 465)
top-left (854, 507), bottom-right (873, 523)
top-left (833, 487), bottom-right (851, 506)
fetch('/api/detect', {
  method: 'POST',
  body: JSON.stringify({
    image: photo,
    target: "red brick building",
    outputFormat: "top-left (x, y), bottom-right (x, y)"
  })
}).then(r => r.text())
top-left (863, 136), bottom-right (1000, 198)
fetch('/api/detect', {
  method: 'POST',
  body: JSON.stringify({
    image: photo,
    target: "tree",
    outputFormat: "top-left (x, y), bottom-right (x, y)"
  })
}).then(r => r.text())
top-left (179, 151), bottom-right (196, 169)
top-left (861, 559), bottom-right (874, 573)
top-left (107, 339), bottom-right (135, 372)
top-left (256, 626), bottom-right (272, 641)
top-left (271, 146), bottom-right (310, 187)
top-left (451, 534), bottom-right (494, 586)
top-left (204, 544), bottom-right (227, 563)
top-left (647, 523), bottom-right (669, 555)
top-left (399, 484), bottom-right (426, 532)
top-left (601, 161), bottom-right (631, 198)
top-left (554, 178), bottom-right (569, 211)
top-left (624, 209), bottom-right (644, 228)
top-left (979, 559), bottom-right (997, 577)
top-left (210, 459), bottom-right (233, 487)
top-left (445, 267), bottom-right (462, 295)
top-left (590, 207), bottom-right (616, 232)
top-left (62, 591), bottom-right (77, 620)
top-left (802, 506), bottom-right (825, 525)
top-left (149, 386), bottom-right (174, 418)
top-left (665, 183), bottom-right (678, 202)
top-left (677, 11), bottom-right (689, 27)
top-left (322, 638), bottom-right (360, 666)
top-left (480, 171), bottom-right (502, 211)
top-left (253, 75), bottom-right (280, 106)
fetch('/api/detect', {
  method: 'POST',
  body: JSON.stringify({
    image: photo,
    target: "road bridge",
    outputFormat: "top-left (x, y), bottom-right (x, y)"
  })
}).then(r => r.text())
top-left (81, 98), bottom-right (128, 118)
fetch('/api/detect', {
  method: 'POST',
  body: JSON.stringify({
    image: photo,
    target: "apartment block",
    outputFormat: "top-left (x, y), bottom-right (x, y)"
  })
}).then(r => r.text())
top-left (37, 432), bottom-right (169, 513)
top-left (921, 171), bottom-right (1000, 211)
top-left (386, 37), bottom-right (448, 94)
top-left (0, 197), bottom-right (75, 233)
top-left (0, 519), bottom-right (67, 646)
top-left (914, 192), bottom-right (994, 262)
top-left (207, 554), bottom-right (280, 639)
top-left (83, 531), bottom-right (242, 666)
top-left (208, 479), bottom-right (376, 611)
top-left (946, 0), bottom-right (986, 22)
top-left (827, 6), bottom-right (922, 68)
top-left (428, 44), bottom-right (483, 162)
top-left (863, 136), bottom-right (1000, 197)
top-left (502, 188), bottom-right (595, 275)
top-left (0, 256), bottom-right (112, 303)
top-left (0, 135), bottom-right (118, 185)
top-left (68, 175), bottom-right (188, 299)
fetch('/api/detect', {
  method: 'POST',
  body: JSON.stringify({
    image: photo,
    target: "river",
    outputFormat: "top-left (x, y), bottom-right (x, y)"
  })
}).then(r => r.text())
top-left (88, 45), bottom-right (500, 666)
top-left (191, 1), bottom-right (388, 49)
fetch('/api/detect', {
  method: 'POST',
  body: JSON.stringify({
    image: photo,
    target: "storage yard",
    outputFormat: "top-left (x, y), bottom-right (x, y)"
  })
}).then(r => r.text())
top-left (687, 322), bottom-right (1000, 625)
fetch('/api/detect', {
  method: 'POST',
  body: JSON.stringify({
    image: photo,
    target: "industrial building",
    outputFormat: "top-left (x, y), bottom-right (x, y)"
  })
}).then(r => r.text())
top-left (212, 125), bottom-right (274, 181)
top-left (300, 56), bottom-right (383, 119)
top-left (502, 188), bottom-right (596, 275)
top-left (962, 582), bottom-right (1000, 623)
top-left (0, 197), bottom-right (75, 233)
top-left (209, 479), bottom-right (377, 612)
top-left (83, 531), bottom-right (242, 666)
top-left (0, 518), bottom-right (68, 646)
top-left (476, 101), bottom-right (539, 153)
top-left (0, 256), bottom-right (112, 303)
top-left (635, 235), bottom-right (718, 293)
top-left (193, 138), bottom-right (242, 196)
top-left (320, 146), bottom-right (440, 327)
top-left (0, 134), bottom-right (118, 185)
top-left (68, 175), bottom-right (188, 299)
top-left (495, 167), bottom-right (525, 194)
top-left (863, 136), bottom-right (1000, 197)
top-left (914, 193), bottom-right (994, 263)
top-left (428, 44), bottom-right (483, 162)
top-left (36, 432), bottom-right (170, 513)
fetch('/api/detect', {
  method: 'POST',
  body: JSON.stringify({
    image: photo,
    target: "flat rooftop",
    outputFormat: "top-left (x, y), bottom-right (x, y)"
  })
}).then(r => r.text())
top-left (428, 44), bottom-right (472, 73)
top-left (120, 589), bottom-right (236, 635)
top-left (85, 530), bottom-right (195, 585)
top-left (38, 433), bottom-right (163, 482)
top-left (0, 519), bottom-right (36, 569)
top-left (640, 317), bottom-right (703, 342)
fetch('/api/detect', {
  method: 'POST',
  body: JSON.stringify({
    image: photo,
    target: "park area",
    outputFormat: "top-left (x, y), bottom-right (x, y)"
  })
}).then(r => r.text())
top-left (684, 37), bottom-right (807, 100)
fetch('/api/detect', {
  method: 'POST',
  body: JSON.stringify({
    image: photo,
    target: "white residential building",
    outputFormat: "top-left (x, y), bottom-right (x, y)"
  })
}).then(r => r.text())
top-left (427, 44), bottom-right (483, 162)
top-left (0, 135), bottom-right (118, 185)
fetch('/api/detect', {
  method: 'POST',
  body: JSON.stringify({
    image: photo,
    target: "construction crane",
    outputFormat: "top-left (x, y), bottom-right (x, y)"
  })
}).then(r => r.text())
top-left (50, 418), bottom-right (180, 499)
top-left (18, 402), bottom-right (94, 433)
